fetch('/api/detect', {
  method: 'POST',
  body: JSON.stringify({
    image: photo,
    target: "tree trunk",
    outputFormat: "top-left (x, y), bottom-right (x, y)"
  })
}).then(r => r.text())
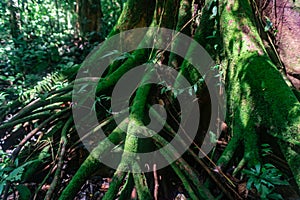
top-left (217, 0), bottom-right (300, 190)
top-left (7, 0), bottom-right (22, 46)
top-left (76, 0), bottom-right (103, 42)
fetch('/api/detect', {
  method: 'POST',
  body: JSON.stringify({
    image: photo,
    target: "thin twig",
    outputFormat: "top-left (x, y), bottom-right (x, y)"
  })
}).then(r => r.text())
top-left (153, 164), bottom-right (159, 200)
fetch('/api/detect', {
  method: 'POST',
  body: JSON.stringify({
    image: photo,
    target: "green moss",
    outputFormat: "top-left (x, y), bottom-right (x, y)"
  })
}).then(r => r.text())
top-left (111, 0), bottom-right (155, 35)
top-left (133, 171), bottom-right (152, 200)
top-left (118, 173), bottom-right (134, 200)
top-left (218, 0), bottom-right (300, 188)
top-left (102, 171), bottom-right (127, 200)
top-left (221, 0), bottom-right (300, 187)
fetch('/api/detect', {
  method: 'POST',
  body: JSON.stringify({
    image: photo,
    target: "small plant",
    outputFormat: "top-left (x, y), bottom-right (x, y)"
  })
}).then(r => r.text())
top-left (242, 163), bottom-right (289, 200)
top-left (0, 150), bottom-right (33, 198)
top-left (264, 17), bottom-right (273, 32)
top-left (261, 143), bottom-right (272, 157)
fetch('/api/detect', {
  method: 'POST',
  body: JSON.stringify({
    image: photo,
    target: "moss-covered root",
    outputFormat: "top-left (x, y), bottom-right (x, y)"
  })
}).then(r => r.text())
top-left (151, 108), bottom-right (238, 198)
top-left (102, 170), bottom-right (127, 200)
top-left (152, 132), bottom-right (214, 199)
top-left (92, 0), bottom-right (180, 94)
top-left (233, 126), bottom-right (260, 175)
top-left (133, 169), bottom-right (152, 200)
top-left (0, 96), bottom-right (71, 126)
top-left (44, 117), bottom-right (73, 200)
top-left (219, 0), bottom-right (300, 188)
top-left (118, 173), bottom-right (134, 200)
top-left (217, 100), bottom-right (260, 173)
top-left (278, 141), bottom-right (300, 192)
top-left (58, 122), bottom-right (127, 200)
top-left (216, 129), bottom-right (241, 168)
top-left (11, 108), bottom-right (70, 163)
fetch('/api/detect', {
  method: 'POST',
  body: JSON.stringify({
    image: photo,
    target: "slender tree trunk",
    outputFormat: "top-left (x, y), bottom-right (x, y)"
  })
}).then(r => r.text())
top-left (54, 0), bottom-right (60, 32)
top-left (8, 0), bottom-right (22, 46)
top-left (77, 0), bottom-right (103, 42)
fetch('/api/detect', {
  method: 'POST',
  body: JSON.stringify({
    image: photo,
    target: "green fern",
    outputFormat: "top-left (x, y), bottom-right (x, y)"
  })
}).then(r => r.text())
top-left (19, 72), bottom-right (67, 102)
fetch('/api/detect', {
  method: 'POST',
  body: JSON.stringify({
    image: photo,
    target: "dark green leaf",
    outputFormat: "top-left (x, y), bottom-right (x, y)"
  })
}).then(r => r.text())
top-left (16, 185), bottom-right (31, 200)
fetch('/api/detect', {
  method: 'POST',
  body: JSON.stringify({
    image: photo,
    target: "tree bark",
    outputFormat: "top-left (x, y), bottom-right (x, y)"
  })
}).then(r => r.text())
top-left (217, 0), bottom-right (300, 190)
top-left (77, 0), bottom-right (103, 42)
top-left (8, 0), bottom-right (22, 46)
top-left (1, 0), bottom-right (300, 199)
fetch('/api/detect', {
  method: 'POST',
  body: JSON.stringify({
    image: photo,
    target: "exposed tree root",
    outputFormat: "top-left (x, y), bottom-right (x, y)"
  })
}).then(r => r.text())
top-left (218, 0), bottom-right (300, 190)
top-left (118, 173), bottom-right (134, 200)
top-left (44, 116), bottom-right (73, 200)
top-left (1, 0), bottom-right (299, 199)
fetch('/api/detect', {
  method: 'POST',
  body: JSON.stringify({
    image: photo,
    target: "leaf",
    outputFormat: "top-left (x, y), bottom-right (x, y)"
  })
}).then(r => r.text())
top-left (264, 17), bottom-right (273, 32)
top-left (173, 89), bottom-right (178, 98)
top-left (263, 163), bottom-right (275, 168)
top-left (114, 52), bottom-right (133, 61)
top-left (178, 89), bottom-right (185, 95)
top-left (242, 169), bottom-right (256, 176)
top-left (0, 182), bottom-right (5, 196)
top-left (188, 87), bottom-right (193, 96)
top-left (255, 163), bottom-right (261, 174)
top-left (209, 131), bottom-right (217, 143)
top-left (193, 84), bottom-right (198, 93)
top-left (78, 84), bottom-right (89, 93)
top-left (14, 158), bottom-right (19, 166)
top-left (254, 179), bottom-right (261, 190)
top-left (267, 177), bottom-right (289, 186)
top-left (268, 193), bottom-right (284, 200)
top-left (160, 87), bottom-right (166, 94)
top-left (100, 50), bottom-right (120, 59)
top-left (212, 6), bottom-right (217, 17)
top-left (206, 35), bottom-right (216, 39)
top-left (246, 178), bottom-right (254, 189)
top-left (261, 143), bottom-right (270, 147)
top-left (6, 160), bottom-right (37, 182)
top-left (259, 184), bottom-right (270, 199)
top-left (212, 65), bottom-right (219, 70)
top-left (0, 92), bottom-right (8, 100)
top-left (7, 76), bottom-right (15, 82)
top-left (111, 144), bottom-right (125, 154)
top-left (16, 185), bottom-right (31, 200)
top-left (7, 166), bottom-right (24, 181)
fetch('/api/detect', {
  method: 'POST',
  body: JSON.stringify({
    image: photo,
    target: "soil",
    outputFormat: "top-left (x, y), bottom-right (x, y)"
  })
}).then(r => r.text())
top-left (261, 0), bottom-right (300, 89)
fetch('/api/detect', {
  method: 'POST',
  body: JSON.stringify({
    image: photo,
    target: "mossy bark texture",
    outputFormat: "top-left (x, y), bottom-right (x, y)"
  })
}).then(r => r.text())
top-left (218, 0), bottom-right (300, 189)
top-left (2, 0), bottom-right (300, 199)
